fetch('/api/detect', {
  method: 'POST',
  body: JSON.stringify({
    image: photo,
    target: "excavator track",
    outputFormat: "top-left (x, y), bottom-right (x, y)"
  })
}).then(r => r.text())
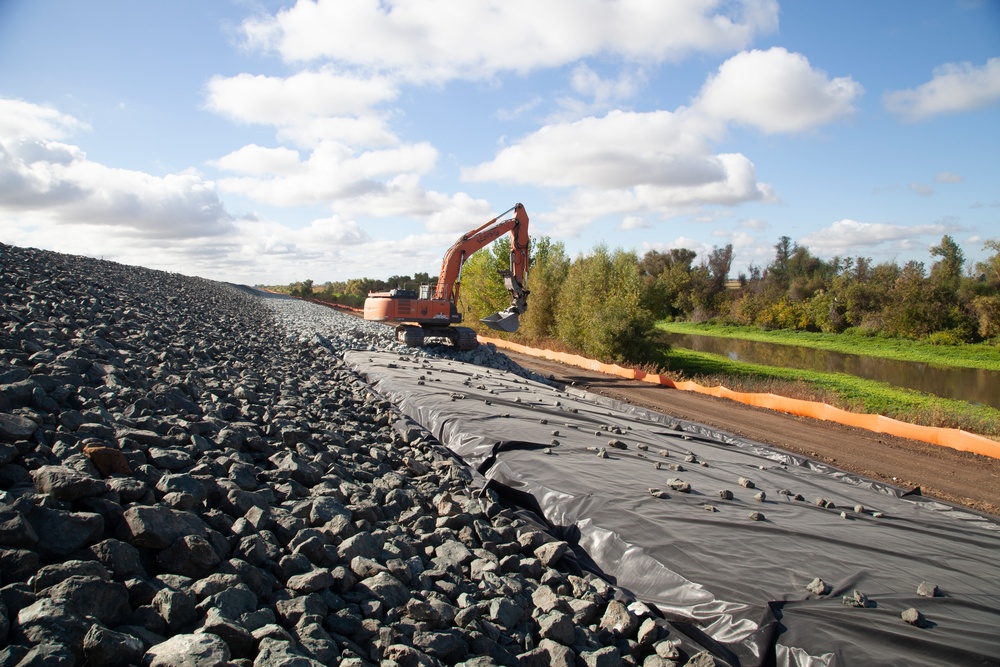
top-left (396, 325), bottom-right (425, 347)
top-left (451, 326), bottom-right (479, 351)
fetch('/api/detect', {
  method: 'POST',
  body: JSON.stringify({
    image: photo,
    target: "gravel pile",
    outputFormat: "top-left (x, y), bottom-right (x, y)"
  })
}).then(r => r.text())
top-left (0, 243), bottom-right (696, 667)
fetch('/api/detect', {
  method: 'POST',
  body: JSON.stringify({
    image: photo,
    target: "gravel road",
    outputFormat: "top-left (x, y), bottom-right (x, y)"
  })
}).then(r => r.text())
top-left (0, 243), bottom-right (699, 667)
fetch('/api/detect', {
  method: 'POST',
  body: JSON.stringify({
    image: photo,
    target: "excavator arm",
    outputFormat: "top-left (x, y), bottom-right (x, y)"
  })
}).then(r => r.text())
top-left (434, 203), bottom-right (530, 332)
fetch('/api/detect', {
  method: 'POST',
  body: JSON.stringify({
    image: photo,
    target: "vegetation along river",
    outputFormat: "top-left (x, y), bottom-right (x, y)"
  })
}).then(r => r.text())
top-left (662, 332), bottom-right (1000, 410)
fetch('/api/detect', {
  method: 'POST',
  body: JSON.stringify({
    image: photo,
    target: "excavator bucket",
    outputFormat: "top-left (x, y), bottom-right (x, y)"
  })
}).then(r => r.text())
top-left (480, 308), bottom-right (521, 333)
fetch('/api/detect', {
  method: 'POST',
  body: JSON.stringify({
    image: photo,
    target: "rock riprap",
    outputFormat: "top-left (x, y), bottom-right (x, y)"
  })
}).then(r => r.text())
top-left (0, 243), bottom-right (697, 666)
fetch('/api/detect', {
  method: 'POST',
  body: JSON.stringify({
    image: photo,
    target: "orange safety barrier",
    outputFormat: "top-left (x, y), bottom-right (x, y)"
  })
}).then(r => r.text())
top-left (479, 336), bottom-right (1000, 460)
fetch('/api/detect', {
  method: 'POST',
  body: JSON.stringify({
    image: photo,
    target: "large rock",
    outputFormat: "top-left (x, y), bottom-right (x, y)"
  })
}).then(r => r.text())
top-left (119, 505), bottom-right (208, 550)
top-left (357, 572), bottom-right (410, 609)
top-left (84, 624), bottom-right (147, 667)
top-left (27, 506), bottom-right (104, 557)
top-left (32, 560), bottom-right (110, 592)
top-left (0, 508), bottom-right (38, 548)
top-left (157, 535), bottom-right (220, 578)
top-left (142, 633), bottom-right (231, 667)
top-left (17, 597), bottom-right (91, 654)
top-left (85, 539), bottom-right (145, 580)
top-left (47, 575), bottom-right (130, 626)
top-left (13, 642), bottom-right (75, 667)
top-left (146, 447), bottom-right (195, 472)
top-left (253, 637), bottom-right (325, 667)
top-left (0, 413), bottom-right (38, 442)
top-left (152, 588), bottom-right (197, 632)
top-left (32, 465), bottom-right (108, 500)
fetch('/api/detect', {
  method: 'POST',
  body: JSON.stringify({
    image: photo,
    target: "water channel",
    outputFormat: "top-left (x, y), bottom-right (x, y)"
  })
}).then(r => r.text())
top-left (662, 332), bottom-right (1000, 410)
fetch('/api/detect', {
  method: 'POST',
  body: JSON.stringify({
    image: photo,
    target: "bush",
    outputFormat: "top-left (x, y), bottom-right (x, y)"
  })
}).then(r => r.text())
top-left (924, 331), bottom-right (962, 346)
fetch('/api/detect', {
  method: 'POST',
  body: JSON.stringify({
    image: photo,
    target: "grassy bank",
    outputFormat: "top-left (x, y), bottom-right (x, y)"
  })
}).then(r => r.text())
top-left (656, 321), bottom-right (1000, 371)
top-left (648, 341), bottom-right (1000, 437)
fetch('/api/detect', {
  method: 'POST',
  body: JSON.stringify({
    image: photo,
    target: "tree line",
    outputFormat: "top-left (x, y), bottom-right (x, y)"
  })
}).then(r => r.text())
top-left (271, 234), bottom-right (999, 364)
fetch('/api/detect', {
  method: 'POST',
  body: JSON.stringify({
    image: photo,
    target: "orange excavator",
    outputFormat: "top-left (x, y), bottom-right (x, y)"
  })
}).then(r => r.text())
top-left (363, 203), bottom-right (530, 351)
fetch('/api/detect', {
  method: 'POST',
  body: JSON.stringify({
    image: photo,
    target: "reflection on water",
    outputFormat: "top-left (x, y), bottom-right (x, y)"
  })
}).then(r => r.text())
top-left (663, 332), bottom-right (1000, 409)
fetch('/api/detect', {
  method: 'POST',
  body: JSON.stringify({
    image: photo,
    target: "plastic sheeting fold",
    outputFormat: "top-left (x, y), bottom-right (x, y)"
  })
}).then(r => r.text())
top-left (345, 350), bottom-right (1000, 667)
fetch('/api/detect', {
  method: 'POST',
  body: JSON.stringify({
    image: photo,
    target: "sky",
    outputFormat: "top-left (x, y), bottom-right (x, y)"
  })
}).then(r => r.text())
top-left (1, 0), bottom-right (998, 286)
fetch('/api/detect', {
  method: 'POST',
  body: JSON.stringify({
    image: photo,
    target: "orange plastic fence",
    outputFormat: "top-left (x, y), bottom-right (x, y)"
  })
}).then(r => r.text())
top-left (479, 336), bottom-right (1000, 460)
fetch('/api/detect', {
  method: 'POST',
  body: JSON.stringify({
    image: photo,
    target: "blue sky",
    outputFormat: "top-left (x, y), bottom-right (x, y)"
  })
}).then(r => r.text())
top-left (1, 0), bottom-right (998, 285)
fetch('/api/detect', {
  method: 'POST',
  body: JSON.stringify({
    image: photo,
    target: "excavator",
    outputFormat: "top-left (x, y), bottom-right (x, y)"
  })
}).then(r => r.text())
top-left (363, 203), bottom-right (530, 351)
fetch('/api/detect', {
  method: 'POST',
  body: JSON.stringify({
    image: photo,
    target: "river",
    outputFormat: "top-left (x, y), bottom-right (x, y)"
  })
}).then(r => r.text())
top-left (662, 332), bottom-right (1000, 409)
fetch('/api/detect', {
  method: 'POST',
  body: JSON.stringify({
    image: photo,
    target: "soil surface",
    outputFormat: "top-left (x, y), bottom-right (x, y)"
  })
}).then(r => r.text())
top-left (503, 350), bottom-right (1000, 518)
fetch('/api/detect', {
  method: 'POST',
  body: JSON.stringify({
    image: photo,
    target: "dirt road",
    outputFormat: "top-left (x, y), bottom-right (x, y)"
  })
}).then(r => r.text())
top-left (504, 350), bottom-right (1000, 517)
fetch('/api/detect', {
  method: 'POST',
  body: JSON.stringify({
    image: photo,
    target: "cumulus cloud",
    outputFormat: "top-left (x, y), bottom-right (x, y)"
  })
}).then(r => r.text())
top-left (464, 108), bottom-right (772, 233)
top-left (204, 69), bottom-right (400, 147)
top-left (241, 0), bottom-right (778, 82)
top-left (884, 58), bottom-right (1000, 122)
top-left (329, 176), bottom-right (496, 234)
top-left (463, 110), bottom-right (722, 187)
top-left (213, 139), bottom-right (438, 206)
top-left (0, 98), bottom-right (236, 240)
top-left (935, 171), bottom-right (963, 184)
top-left (0, 98), bottom-right (90, 141)
top-left (799, 219), bottom-right (955, 256)
top-left (695, 47), bottom-right (863, 133)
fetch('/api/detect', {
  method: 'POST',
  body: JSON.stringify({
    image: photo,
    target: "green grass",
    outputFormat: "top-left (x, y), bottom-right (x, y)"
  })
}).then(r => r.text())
top-left (656, 321), bottom-right (1000, 371)
top-left (649, 343), bottom-right (1000, 437)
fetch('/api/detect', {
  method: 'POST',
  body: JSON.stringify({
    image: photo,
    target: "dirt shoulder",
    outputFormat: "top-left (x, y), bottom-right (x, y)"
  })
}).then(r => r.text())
top-left (504, 350), bottom-right (1000, 518)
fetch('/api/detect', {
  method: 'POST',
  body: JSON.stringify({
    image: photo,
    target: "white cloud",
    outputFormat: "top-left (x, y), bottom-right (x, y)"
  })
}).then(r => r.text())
top-left (571, 64), bottom-right (641, 101)
top-left (0, 98), bottom-right (517, 284)
top-left (695, 47), bottom-right (863, 133)
top-left (0, 98), bottom-right (90, 141)
top-left (204, 69), bottom-right (400, 147)
top-left (241, 0), bottom-right (779, 83)
top-left (908, 182), bottom-right (934, 197)
top-left (738, 217), bottom-right (769, 230)
top-left (553, 65), bottom-right (647, 120)
top-left (799, 219), bottom-right (955, 256)
top-left (330, 176), bottom-right (496, 233)
top-left (463, 109), bottom-right (723, 188)
top-left (204, 69), bottom-right (398, 125)
top-left (883, 57), bottom-right (1000, 122)
top-left (214, 139), bottom-right (438, 206)
top-left (464, 107), bottom-right (775, 236)
top-left (935, 171), bottom-right (963, 184)
top-left (619, 216), bottom-right (651, 230)
top-left (0, 98), bottom-right (235, 240)
top-left (210, 144), bottom-right (302, 175)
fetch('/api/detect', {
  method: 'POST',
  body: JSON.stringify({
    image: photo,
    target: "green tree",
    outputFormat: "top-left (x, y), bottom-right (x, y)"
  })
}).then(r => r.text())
top-left (687, 244), bottom-right (733, 320)
top-left (520, 237), bottom-right (570, 343)
top-left (639, 248), bottom-right (697, 319)
top-left (929, 235), bottom-right (964, 293)
top-left (971, 239), bottom-right (1000, 339)
top-left (555, 245), bottom-right (653, 362)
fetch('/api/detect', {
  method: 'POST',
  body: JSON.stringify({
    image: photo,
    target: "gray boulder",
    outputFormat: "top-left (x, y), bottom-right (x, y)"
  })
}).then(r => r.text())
top-left (142, 633), bottom-right (231, 667)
